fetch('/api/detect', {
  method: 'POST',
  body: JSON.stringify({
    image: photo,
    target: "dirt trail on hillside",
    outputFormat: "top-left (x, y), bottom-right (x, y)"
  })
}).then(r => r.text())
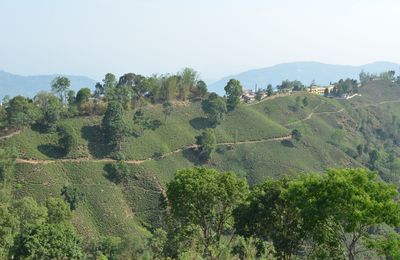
top-left (360, 99), bottom-right (400, 108)
top-left (0, 130), bottom-right (22, 140)
top-left (285, 101), bottom-right (326, 126)
top-left (15, 135), bottom-right (291, 165)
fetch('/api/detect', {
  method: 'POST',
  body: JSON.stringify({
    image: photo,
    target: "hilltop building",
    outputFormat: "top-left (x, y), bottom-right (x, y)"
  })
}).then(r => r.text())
top-left (308, 85), bottom-right (334, 95)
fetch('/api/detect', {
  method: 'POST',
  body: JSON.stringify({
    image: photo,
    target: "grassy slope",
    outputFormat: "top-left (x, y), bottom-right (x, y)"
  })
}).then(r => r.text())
top-left (8, 80), bottom-right (400, 241)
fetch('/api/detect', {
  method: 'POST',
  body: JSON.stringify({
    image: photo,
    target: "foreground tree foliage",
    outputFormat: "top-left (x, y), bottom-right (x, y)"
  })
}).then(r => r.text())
top-left (234, 178), bottom-right (305, 259)
top-left (164, 168), bottom-right (249, 258)
top-left (235, 168), bottom-right (400, 259)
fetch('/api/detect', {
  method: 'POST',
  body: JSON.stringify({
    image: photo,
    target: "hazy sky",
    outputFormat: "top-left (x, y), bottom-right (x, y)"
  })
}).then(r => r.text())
top-left (0, 0), bottom-right (399, 82)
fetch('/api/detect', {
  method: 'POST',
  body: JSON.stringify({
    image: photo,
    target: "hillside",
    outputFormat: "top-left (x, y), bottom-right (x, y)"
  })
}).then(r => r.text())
top-left (0, 70), bottom-right (96, 98)
top-left (3, 79), bottom-right (400, 253)
top-left (209, 61), bottom-right (400, 93)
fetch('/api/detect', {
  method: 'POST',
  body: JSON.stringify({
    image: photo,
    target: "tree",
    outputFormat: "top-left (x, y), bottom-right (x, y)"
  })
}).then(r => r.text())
top-left (13, 223), bottom-right (83, 259)
top-left (202, 93), bottom-right (227, 127)
top-left (369, 149), bottom-right (380, 170)
top-left (196, 80), bottom-right (208, 98)
top-left (61, 186), bottom-right (84, 211)
top-left (45, 198), bottom-right (72, 224)
top-left (179, 68), bottom-right (198, 101)
top-left (224, 79), bottom-right (243, 111)
top-left (12, 197), bottom-right (47, 232)
top-left (51, 76), bottom-right (71, 103)
top-left (0, 204), bottom-right (18, 258)
top-left (324, 88), bottom-right (330, 97)
top-left (6, 96), bottom-right (40, 129)
top-left (291, 129), bottom-right (301, 141)
top-left (57, 124), bottom-right (78, 156)
top-left (159, 75), bottom-right (178, 102)
top-left (75, 87), bottom-right (91, 104)
top-left (162, 101), bottom-right (173, 123)
top-left (96, 236), bottom-right (122, 260)
top-left (356, 144), bottom-right (363, 156)
top-left (103, 73), bottom-right (118, 98)
top-left (34, 92), bottom-right (62, 130)
top-left (255, 89), bottom-right (263, 101)
top-left (102, 101), bottom-right (130, 151)
top-left (195, 128), bottom-right (216, 161)
top-left (267, 84), bottom-right (273, 97)
top-left (166, 168), bottom-right (248, 258)
top-left (234, 178), bottom-right (305, 259)
top-left (67, 90), bottom-right (76, 105)
top-left (287, 169), bottom-right (400, 259)
top-left (104, 162), bottom-right (130, 183)
top-left (302, 96), bottom-right (309, 107)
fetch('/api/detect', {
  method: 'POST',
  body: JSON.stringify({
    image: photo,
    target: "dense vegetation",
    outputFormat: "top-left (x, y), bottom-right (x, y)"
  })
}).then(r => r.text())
top-left (1, 68), bottom-right (400, 259)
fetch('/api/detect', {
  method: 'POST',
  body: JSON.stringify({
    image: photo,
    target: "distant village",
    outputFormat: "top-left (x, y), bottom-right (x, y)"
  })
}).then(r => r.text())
top-left (241, 70), bottom-right (399, 103)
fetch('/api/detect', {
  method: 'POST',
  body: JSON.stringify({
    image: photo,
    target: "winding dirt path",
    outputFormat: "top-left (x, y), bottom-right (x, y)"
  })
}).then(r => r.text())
top-left (285, 100), bottom-right (326, 126)
top-left (15, 135), bottom-right (291, 165)
top-left (0, 129), bottom-right (22, 140)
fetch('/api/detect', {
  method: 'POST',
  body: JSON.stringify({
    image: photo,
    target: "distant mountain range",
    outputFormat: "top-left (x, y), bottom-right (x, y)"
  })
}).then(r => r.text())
top-left (209, 61), bottom-right (400, 94)
top-left (0, 70), bottom-right (96, 99)
top-left (1, 61), bottom-right (400, 98)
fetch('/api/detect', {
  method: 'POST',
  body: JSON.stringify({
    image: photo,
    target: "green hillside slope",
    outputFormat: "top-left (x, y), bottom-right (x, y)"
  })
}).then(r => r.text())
top-left (4, 79), bottom-right (400, 247)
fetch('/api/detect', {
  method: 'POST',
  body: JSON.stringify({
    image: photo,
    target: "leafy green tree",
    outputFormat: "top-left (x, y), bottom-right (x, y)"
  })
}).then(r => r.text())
top-left (195, 128), bottom-right (216, 161)
top-left (61, 186), bottom-right (84, 211)
top-left (356, 144), bottom-right (363, 156)
top-left (102, 101), bottom-right (130, 151)
top-left (162, 101), bottom-right (173, 124)
top-left (13, 197), bottom-right (47, 232)
top-left (367, 231), bottom-right (400, 259)
top-left (67, 90), bottom-right (76, 105)
top-left (224, 79), bottom-right (243, 111)
top-left (202, 93), bottom-right (227, 127)
top-left (96, 236), bottom-right (122, 260)
top-left (159, 75), bottom-right (179, 102)
top-left (369, 149), bottom-right (380, 170)
top-left (302, 96), bottom-right (309, 107)
top-left (0, 204), bottom-right (18, 258)
top-left (267, 84), bottom-right (273, 97)
top-left (179, 68), bottom-right (198, 101)
top-left (291, 129), bottom-right (301, 141)
top-left (149, 228), bottom-right (167, 259)
top-left (288, 168), bottom-right (400, 260)
top-left (13, 223), bottom-right (83, 259)
top-left (165, 168), bottom-right (248, 258)
top-left (34, 92), bottom-right (62, 130)
top-left (57, 124), bottom-right (78, 156)
top-left (51, 76), bottom-right (71, 103)
top-left (102, 73), bottom-right (118, 98)
top-left (255, 89), bottom-right (263, 101)
top-left (196, 80), bottom-right (208, 98)
top-left (6, 96), bottom-right (40, 129)
top-left (324, 87), bottom-right (330, 97)
top-left (104, 162), bottom-right (130, 183)
top-left (45, 198), bottom-right (72, 224)
top-left (75, 87), bottom-right (91, 104)
top-left (234, 178), bottom-right (305, 259)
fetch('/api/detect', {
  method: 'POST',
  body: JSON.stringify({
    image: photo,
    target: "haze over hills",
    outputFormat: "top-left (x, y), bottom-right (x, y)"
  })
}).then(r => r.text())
top-left (0, 70), bottom-right (96, 99)
top-left (209, 61), bottom-right (400, 94)
top-left (1, 61), bottom-right (400, 98)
